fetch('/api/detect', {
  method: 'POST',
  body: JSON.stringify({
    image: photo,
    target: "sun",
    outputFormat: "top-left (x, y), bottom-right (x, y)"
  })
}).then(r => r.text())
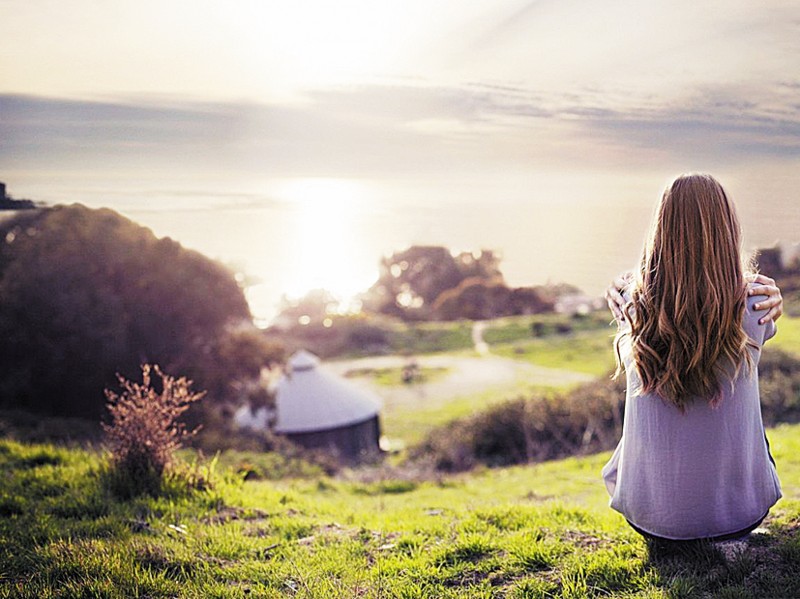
top-left (278, 178), bottom-right (375, 306)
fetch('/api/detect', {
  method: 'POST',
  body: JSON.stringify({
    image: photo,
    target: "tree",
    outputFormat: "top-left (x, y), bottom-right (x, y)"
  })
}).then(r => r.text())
top-left (431, 278), bottom-right (554, 320)
top-left (0, 204), bottom-right (281, 420)
top-left (364, 245), bottom-right (503, 319)
top-left (431, 277), bottom-right (508, 320)
top-left (275, 288), bottom-right (339, 325)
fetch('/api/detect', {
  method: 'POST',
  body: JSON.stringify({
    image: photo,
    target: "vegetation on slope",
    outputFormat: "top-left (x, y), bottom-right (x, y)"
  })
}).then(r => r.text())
top-left (0, 204), bottom-right (282, 421)
top-left (3, 424), bottom-right (800, 598)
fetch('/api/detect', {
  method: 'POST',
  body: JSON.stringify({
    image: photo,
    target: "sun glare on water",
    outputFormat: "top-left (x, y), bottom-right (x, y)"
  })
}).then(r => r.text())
top-left (276, 178), bottom-right (375, 307)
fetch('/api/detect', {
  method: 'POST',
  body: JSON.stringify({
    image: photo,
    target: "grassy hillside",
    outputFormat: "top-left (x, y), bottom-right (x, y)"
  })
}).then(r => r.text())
top-left (3, 422), bottom-right (800, 598)
top-left (2, 313), bottom-right (797, 597)
top-left (769, 315), bottom-right (800, 357)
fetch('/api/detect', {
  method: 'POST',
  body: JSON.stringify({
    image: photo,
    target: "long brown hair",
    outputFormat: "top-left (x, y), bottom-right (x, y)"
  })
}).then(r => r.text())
top-left (616, 173), bottom-right (755, 410)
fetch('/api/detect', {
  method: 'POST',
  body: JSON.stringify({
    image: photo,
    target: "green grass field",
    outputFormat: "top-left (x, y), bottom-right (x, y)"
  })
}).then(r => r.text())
top-left (381, 386), bottom-right (528, 447)
top-left (2, 312), bottom-right (798, 597)
top-left (769, 315), bottom-right (800, 357)
top-left (369, 312), bottom-right (614, 446)
top-left (491, 330), bottom-right (617, 377)
top-left (3, 422), bottom-right (800, 598)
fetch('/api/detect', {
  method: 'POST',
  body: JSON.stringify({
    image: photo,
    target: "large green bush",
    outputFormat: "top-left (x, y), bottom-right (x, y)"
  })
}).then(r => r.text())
top-left (0, 204), bottom-right (281, 420)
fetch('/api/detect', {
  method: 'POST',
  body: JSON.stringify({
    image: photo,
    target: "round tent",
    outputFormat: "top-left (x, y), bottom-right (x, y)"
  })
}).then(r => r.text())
top-left (273, 350), bottom-right (382, 462)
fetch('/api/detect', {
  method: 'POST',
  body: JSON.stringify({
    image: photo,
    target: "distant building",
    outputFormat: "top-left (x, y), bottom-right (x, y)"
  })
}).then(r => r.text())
top-left (234, 350), bottom-right (383, 463)
top-left (0, 183), bottom-right (38, 210)
top-left (554, 294), bottom-right (604, 316)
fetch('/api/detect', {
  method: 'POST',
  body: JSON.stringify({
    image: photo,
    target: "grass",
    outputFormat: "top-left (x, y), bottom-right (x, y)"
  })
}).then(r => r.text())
top-left (343, 366), bottom-right (451, 387)
top-left (488, 313), bottom-right (797, 379)
top-left (387, 320), bottom-right (476, 355)
top-left (770, 314), bottom-right (800, 357)
top-left (491, 328), bottom-right (617, 377)
top-left (4, 422), bottom-right (800, 597)
top-left (274, 309), bottom-right (612, 360)
top-left (482, 312), bottom-right (611, 346)
top-left (363, 312), bottom-right (615, 446)
top-left (377, 371), bottom-right (581, 447)
top-left (381, 387), bottom-right (526, 446)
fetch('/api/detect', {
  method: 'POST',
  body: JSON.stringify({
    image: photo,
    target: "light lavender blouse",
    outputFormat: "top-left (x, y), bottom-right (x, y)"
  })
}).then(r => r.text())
top-left (602, 292), bottom-right (781, 540)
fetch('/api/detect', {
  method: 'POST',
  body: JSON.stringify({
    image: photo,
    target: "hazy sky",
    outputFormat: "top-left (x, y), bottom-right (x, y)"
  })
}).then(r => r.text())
top-left (2, 0), bottom-right (799, 316)
top-left (3, 0), bottom-right (799, 181)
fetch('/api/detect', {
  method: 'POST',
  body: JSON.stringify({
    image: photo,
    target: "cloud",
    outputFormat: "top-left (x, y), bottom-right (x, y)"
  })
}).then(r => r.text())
top-left (2, 77), bottom-right (800, 191)
top-left (573, 84), bottom-right (800, 166)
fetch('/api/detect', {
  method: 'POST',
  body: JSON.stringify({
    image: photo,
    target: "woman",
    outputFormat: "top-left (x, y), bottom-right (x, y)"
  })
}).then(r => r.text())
top-left (602, 173), bottom-right (783, 542)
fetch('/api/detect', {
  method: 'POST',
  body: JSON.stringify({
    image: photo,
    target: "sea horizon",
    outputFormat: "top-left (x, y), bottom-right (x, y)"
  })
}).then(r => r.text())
top-left (5, 173), bottom-right (798, 324)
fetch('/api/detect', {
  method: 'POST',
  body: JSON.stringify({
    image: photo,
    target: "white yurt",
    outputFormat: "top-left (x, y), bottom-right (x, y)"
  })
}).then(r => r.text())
top-left (236, 350), bottom-right (382, 462)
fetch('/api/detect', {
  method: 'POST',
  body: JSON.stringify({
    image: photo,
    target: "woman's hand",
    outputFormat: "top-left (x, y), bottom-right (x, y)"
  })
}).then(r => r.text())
top-left (605, 272), bottom-right (633, 323)
top-left (747, 273), bottom-right (784, 325)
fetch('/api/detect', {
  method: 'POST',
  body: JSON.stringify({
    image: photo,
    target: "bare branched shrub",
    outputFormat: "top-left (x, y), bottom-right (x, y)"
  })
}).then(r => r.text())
top-left (102, 364), bottom-right (205, 496)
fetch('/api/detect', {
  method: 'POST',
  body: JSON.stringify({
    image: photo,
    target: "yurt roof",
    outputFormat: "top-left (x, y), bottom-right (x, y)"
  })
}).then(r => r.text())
top-left (274, 350), bottom-right (381, 434)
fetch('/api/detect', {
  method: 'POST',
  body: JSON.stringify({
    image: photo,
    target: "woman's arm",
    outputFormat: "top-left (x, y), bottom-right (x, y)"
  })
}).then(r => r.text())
top-left (747, 273), bottom-right (783, 325)
top-left (605, 272), bottom-right (785, 326)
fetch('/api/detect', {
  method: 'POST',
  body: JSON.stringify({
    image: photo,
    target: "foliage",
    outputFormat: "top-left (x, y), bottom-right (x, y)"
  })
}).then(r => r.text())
top-left (0, 408), bottom-right (103, 443)
top-left (411, 374), bottom-right (625, 472)
top-left (271, 301), bottom-right (611, 361)
top-left (102, 364), bottom-right (205, 497)
top-left (269, 312), bottom-right (476, 358)
top-left (758, 348), bottom-right (800, 425)
top-left (755, 247), bottom-right (800, 316)
top-left (363, 245), bottom-right (578, 321)
top-left (4, 425), bottom-right (800, 597)
top-left (431, 276), bottom-right (553, 320)
top-left (0, 204), bottom-right (281, 421)
top-left (365, 245), bottom-right (503, 319)
top-left (276, 288), bottom-right (341, 325)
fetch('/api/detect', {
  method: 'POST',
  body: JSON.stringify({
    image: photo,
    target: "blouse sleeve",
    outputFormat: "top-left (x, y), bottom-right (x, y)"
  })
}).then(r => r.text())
top-left (764, 319), bottom-right (777, 343)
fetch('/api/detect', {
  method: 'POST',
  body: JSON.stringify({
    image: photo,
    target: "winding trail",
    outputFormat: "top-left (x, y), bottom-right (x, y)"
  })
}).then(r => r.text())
top-left (327, 322), bottom-right (594, 411)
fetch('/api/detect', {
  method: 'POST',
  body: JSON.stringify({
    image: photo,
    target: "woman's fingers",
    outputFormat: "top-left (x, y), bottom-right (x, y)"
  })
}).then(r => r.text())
top-left (748, 273), bottom-right (776, 286)
top-left (605, 274), bottom-right (631, 322)
top-left (605, 291), bottom-right (624, 321)
top-left (748, 279), bottom-right (783, 324)
top-left (762, 303), bottom-right (783, 324)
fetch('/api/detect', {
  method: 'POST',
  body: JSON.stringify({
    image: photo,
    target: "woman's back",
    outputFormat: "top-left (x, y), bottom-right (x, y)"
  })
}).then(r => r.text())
top-left (603, 173), bottom-right (782, 541)
top-left (603, 293), bottom-right (781, 540)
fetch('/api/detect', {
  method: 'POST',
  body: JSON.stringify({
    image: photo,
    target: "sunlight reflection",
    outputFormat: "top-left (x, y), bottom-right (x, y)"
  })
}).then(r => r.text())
top-left (278, 178), bottom-right (374, 307)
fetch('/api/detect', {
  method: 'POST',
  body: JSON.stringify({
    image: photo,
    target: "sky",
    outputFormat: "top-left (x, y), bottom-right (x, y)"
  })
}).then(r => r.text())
top-left (2, 0), bottom-right (800, 319)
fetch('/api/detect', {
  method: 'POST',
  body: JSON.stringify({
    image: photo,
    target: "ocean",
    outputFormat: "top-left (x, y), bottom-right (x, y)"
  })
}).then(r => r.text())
top-left (7, 172), bottom-right (799, 324)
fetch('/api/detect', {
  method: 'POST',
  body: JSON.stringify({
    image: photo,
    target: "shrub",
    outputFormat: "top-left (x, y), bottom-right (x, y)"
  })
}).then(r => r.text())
top-left (0, 204), bottom-right (253, 420)
top-left (759, 348), bottom-right (800, 425)
top-left (102, 364), bottom-right (205, 497)
top-left (411, 375), bottom-right (625, 472)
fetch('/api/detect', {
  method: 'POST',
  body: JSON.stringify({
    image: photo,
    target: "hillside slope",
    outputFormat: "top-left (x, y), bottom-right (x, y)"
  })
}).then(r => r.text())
top-left (2, 422), bottom-right (800, 598)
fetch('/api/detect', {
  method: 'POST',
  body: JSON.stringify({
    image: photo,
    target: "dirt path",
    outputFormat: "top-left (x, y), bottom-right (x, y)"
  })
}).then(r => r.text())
top-left (326, 353), bottom-right (594, 410)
